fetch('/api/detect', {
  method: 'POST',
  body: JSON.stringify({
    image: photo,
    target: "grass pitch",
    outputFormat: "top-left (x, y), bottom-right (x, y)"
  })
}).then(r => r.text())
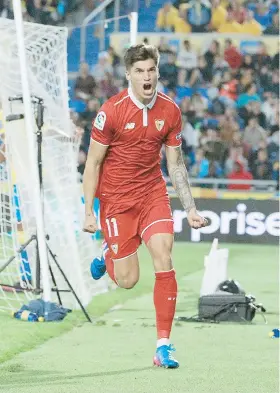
top-left (0, 242), bottom-right (278, 393)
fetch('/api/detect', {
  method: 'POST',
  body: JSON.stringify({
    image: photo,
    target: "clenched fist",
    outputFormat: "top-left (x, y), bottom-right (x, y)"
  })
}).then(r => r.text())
top-left (83, 214), bottom-right (98, 233)
top-left (187, 207), bottom-right (208, 230)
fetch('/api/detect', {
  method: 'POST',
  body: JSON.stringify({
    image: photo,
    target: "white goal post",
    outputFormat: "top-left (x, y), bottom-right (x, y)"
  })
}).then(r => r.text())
top-left (0, 14), bottom-right (108, 313)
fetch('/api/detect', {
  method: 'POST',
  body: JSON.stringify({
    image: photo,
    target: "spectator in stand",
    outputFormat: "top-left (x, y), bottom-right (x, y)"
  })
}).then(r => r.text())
top-left (224, 39), bottom-right (243, 70)
top-left (262, 93), bottom-right (279, 127)
top-left (236, 69), bottom-right (254, 95)
top-left (176, 40), bottom-right (197, 86)
top-left (107, 46), bottom-right (122, 78)
top-left (220, 116), bottom-right (240, 146)
top-left (155, 2), bottom-right (178, 32)
top-left (189, 55), bottom-right (213, 87)
top-left (240, 54), bottom-right (255, 71)
top-left (243, 116), bottom-right (266, 151)
top-left (79, 98), bottom-right (100, 129)
top-left (91, 52), bottom-right (113, 83)
top-left (181, 115), bottom-right (199, 148)
top-left (252, 148), bottom-right (272, 180)
top-left (210, 0), bottom-right (228, 31)
top-left (249, 101), bottom-right (267, 129)
top-left (158, 37), bottom-right (175, 65)
top-left (190, 92), bottom-right (208, 119)
top-left (99, 72), bottom-right (119, 99)
top-left (253, 2), bottom-right (272, 31)
top-left (265, 12), bottom-right (279, 35)
top-left (172, 9), bottom-right (191, 33)
top-left (228, 0), bottom-right (247, 24)
top-left (219, 70), bottom-right (238, 107)
top-left (74, 62), bottom-right (96, 101)
top-left (270, 70), bottom-right (279, 96)
top-left (241, 10), bottom-right (262, 36)
top-left (237, 83), bottom-right (261, 108)
top-left (204, 40), bottom-right (221, 76)
top-left (0, 0), bottom-right (11, 18)
top-left (253, 43), bottom-right (271, 72)
top-left (224, 146), bottom-right (248, 176)
top-left (218, 12), bottom-right (242, 33)
top-left (159, 53), bottom-right (178, 89)
top-left (185, 0), bottom-right (212, 33)
top-left (190, 148), bottom-right (210, 179)
top-left (227, 161), bottom-right (253, 190)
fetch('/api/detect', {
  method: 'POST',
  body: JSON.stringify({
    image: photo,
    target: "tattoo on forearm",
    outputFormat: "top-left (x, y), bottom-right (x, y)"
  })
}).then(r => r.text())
top-left (168, 148), bottom-right (196, 213)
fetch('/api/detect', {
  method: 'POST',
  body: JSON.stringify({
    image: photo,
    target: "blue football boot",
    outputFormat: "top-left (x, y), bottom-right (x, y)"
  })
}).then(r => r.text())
top-left (90, 241), bottom-right (108, 280)
top-left (153, 345), bottom-right (179, 369)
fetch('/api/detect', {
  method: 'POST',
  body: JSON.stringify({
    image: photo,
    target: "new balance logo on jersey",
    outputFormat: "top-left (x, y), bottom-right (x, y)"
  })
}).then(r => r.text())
top-left (155, 119), bottom-right (164, 131)
top-left (125, 122), bottom-right (135, 130)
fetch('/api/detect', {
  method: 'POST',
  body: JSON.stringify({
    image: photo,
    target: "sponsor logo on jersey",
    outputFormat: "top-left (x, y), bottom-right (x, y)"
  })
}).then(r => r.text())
top-left (125, 122), bottom-right (135, 130)
top-left (176, 132), bottom-right (182, 140)
top-left (155, 119), bottom-right (164, 131)
top-left (111, 243), bottom-right (118, 255)
top-left (94, 111), bottom-right (106, 131)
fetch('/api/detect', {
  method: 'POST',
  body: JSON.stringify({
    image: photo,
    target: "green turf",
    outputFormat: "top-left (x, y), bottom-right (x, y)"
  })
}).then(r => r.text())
top-left (0, 243), bottom-right (278, 393)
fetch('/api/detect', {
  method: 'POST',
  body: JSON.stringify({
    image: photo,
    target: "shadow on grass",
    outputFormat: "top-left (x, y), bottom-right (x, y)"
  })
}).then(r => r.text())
top-left (0, 366), bottom-right (153, 388)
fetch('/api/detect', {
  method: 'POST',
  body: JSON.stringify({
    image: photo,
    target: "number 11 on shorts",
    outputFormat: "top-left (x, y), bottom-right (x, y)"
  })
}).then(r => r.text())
top-left (106, 218), bottom-right (119, 237)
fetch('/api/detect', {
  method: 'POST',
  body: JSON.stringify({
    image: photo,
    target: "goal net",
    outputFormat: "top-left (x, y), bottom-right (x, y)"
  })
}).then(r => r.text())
top-left (0, 18), bottom-right (108, 313)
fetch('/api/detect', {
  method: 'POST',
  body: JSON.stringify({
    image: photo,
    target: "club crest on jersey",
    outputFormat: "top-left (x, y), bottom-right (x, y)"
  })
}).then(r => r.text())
top-left (94, 111), bottom-right (106, 131)
top-left (111, 244), bottom-right (118, 255)
top-left (155, 119), bottom-right (164, 131)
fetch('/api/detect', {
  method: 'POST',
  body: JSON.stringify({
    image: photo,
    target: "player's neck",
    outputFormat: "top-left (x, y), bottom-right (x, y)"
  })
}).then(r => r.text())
top-left (130, 86), bottom-right (156, 107)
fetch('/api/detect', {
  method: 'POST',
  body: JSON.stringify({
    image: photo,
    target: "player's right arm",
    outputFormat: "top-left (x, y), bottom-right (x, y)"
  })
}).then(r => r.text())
top-left (83, 140), bottom-right (108, 232)
top-left (83, 105), bottom-right (114, 233)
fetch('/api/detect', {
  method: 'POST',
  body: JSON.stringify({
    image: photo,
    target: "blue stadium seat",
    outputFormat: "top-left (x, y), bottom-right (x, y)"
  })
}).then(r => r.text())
top-left (176, 86), bottom-right (193, 99)
top-left (69, 99), bottom-right (87, 113)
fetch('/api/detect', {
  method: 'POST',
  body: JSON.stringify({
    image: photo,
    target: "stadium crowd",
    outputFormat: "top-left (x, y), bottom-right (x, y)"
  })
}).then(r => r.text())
top-left (1, 0), bottom-right (278, 189)
top-left (0, 0), bottom-right (80, 24)
top-left (73, 35), bottom-right (279, 189)
top-left (156, 0), bottom-right (279, 35)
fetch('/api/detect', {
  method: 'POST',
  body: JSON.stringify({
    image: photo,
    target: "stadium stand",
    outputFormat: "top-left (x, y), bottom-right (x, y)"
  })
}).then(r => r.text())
top-left (1, 0), bottom-right (279, 189)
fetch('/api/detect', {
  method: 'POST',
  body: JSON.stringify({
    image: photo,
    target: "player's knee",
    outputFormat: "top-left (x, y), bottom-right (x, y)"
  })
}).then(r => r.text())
top-left (116, 273), bottom-right (139, 289)
top-left (153, 252), bottom-right (173, 272)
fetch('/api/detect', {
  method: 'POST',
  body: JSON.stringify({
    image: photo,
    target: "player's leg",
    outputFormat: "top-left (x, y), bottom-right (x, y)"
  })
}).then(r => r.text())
top-left (111, 251), bottom-right (140, 289)
top-left (91, 202), bottom-right (141, 289)
top-left (140, 193), bottom-right (179, 368)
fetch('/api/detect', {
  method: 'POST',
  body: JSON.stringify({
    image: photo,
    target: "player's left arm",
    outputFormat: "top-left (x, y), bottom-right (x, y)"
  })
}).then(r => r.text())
top-left (166, 146), bottom-right (207, 229)
top-left (165, 106), bottom-right (207, 229)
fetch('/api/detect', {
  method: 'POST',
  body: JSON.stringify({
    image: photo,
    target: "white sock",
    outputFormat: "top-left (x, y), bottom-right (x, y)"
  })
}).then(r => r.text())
top-left (157, 338), bottom-right (170, 348)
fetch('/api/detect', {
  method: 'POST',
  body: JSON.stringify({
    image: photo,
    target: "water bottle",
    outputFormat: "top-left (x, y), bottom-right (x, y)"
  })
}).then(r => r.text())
top-left (13, 310), bottom-right (39, 322)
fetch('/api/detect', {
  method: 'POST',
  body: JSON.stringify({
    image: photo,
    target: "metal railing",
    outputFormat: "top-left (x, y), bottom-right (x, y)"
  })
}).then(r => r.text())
top-left (80, 0), bottom-right (116, 63)
top-left (166, 178), bottom-right (278, 191)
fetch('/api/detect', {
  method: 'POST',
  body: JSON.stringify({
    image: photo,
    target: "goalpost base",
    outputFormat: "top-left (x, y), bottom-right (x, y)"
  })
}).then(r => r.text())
top-left (0, 233), bottom-right (92, 322)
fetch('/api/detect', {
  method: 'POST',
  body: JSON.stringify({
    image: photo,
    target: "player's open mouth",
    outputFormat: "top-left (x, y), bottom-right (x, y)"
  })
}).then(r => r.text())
top-left (143, 83), bottom-right (152, 91)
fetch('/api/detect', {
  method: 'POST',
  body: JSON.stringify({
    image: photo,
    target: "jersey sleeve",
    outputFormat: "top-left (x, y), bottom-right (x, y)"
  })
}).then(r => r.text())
top-left (165, 105), bottom-right (182, 148)
top-left (91, 102), bottom-right (114, 146)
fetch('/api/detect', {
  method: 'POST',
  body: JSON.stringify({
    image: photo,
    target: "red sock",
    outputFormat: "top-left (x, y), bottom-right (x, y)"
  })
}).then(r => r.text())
top-left (104, 252), bottom-right (118, 285)
top-left (154, 269), bottom-right (177, 339)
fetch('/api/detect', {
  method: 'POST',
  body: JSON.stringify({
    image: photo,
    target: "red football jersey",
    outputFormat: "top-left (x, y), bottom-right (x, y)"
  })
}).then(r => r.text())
top-left (91, 87), bottom-right (182, 204)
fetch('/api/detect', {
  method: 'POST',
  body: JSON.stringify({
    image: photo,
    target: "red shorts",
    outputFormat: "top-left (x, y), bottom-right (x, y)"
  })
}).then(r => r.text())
top-left (100, 189), bottom-right (174, 260)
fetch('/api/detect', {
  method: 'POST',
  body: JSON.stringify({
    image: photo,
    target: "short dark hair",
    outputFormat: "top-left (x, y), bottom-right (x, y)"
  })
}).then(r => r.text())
top-left (124, 44), bottom-right (159, 69)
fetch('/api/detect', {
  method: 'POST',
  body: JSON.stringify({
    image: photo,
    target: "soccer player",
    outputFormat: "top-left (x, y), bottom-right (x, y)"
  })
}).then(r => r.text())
top-left (83, 44), bottom-right (207, 369)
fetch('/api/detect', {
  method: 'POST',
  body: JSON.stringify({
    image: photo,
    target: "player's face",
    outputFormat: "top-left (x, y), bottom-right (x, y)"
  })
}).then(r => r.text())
top-left (126, 58), bottom-right (159, 103)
